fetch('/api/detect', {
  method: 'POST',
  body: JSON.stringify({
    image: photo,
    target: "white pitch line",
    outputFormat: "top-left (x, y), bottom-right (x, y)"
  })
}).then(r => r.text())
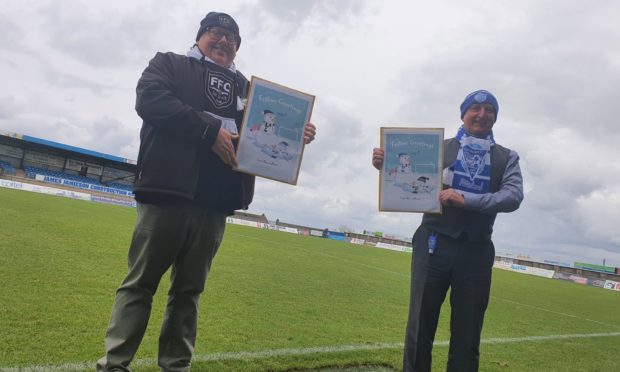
top-left (3, 332), bottom-right (620, 371)
top-left (479, 332), bottom-right (620, 344)
top-left (491, 296), bottom-right (620, 329)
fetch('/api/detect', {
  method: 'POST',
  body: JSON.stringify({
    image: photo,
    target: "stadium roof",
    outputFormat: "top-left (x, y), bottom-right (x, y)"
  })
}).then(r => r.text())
top-left (1, 131), bottom-right (136, 165)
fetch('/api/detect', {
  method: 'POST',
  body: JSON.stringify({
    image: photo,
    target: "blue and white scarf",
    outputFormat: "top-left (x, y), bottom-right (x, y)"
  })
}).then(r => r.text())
top-left (444, 125), bottom-right (495, 194)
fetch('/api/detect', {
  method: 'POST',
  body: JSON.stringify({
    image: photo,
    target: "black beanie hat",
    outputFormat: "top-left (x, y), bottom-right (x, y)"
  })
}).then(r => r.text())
top-left (195, 12), bottom-right (241, 50)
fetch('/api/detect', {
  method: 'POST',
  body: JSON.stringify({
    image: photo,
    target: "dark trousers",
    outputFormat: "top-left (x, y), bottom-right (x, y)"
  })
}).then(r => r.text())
top-left (97, 203), bottom-right (227, 372)
top-left (403, 226), bottom-right (495, 372)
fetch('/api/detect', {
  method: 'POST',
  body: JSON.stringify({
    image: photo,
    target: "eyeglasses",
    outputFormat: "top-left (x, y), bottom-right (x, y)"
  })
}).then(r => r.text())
top-left (206, 27), bottom-right (239, 46)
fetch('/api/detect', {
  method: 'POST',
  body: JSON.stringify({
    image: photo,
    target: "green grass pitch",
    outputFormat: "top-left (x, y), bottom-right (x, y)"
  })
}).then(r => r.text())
top-left (1, 187), bottom-right (619, 371)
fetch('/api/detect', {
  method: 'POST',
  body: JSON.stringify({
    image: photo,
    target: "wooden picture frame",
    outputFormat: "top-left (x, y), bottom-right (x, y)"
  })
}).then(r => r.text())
top-left (234, 76), bottom-right (315, 185)
top-left (379, 127), bottom-right (444, 213)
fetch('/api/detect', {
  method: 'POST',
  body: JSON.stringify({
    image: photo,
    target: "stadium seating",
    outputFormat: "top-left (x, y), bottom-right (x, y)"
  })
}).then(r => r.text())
top-left (106, 182), bottom-right (134, 192)
top-left (22, 165), bottom-right (135, 196)
top-left (22, 166), bottom-right (133, 191)
top-left (0, 160), bottom-right (17, 176)
top-left (24, 166), bottom-right (102, 185)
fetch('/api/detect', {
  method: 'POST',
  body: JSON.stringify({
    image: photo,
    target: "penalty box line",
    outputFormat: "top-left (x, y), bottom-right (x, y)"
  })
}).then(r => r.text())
top-left (3, 332), bottom-right (620, 371)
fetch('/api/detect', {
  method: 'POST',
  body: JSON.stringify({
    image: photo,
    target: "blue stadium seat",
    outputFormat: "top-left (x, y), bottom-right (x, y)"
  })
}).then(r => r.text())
top-left (107, 182), bottom-right (134, 192)
top-left (0, 160), bottom-right (16, 175)
top-left (25, 166), bottom-right (104, 186)
top-left (17, 165), bottom-right (134, 196)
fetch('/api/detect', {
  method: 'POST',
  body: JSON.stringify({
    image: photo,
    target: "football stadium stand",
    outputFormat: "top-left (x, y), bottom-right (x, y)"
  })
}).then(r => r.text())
top-left (2, 131), bottom-right (619, 292)
top-left (0, 131), bottom-right (135, 199)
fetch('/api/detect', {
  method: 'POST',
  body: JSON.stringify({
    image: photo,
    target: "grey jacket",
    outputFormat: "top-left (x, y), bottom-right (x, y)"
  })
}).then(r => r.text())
top-left (422, 138), bottom-right (523, 241)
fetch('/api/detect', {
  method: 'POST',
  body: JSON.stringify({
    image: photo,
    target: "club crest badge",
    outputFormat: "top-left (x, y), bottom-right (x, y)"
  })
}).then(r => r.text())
top-left (461, 145), bottom-right (488, 181)
top-left (205, 70), bottom-right (234, 109)
top-left (219, 15), bottom-right (231, 26)
top-left (474, 91), bottom-right (488, 103)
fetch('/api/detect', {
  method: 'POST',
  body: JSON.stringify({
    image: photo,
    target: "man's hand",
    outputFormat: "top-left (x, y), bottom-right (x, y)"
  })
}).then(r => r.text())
top-left (440, 188), bottom-right (465, 208)
top-left (211, 128), bottom-right (239, 167)
top-left (372, 148), bottom-right (384, 170)
top-left (303, 123), bottom-right (316, 144)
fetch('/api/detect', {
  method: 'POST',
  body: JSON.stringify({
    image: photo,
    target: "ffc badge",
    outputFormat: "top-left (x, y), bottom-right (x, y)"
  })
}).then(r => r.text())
top-left (205, 70), bottom-right (234, 109)
top-left (219, 15), bottom-right (231, 26)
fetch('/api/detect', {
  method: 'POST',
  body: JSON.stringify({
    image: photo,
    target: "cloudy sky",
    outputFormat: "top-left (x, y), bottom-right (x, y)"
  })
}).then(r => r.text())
top-left (2, 0), bottom-right (619, 267)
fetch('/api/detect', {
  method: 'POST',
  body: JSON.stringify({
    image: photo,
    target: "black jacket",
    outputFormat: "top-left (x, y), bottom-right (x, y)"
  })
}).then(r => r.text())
top-left (133, 51), bottom-right (255, 212)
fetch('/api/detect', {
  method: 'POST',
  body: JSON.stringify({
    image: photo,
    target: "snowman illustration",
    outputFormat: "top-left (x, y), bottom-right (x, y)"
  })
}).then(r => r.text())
top-left (249, 109), bottom-right (277, 145)
top-left (260, 140), bottom-right (293, 161)
top-left (393, 153), bottom-right (414, 184)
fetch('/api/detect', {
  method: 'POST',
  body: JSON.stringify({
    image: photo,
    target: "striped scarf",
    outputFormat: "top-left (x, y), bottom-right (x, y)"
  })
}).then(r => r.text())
top-left (445, 126), bottom-right (495, 195)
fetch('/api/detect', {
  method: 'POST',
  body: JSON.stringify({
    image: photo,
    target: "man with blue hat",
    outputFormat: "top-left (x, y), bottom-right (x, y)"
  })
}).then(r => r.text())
top-left (97, 11), bottom-right (316, 372)
top-left (372, 89), bottom-right (523, 371)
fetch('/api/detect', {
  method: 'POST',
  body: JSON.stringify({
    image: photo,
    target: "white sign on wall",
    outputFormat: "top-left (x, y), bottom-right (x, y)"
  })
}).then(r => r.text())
top-left (66, 158), bottom-right (103, 176)
top-left (24, 150), bottom-right (64, 168)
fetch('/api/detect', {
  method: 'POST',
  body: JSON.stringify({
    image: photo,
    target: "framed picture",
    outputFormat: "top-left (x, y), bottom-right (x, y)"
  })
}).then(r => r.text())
top-left (234, 76), bottom-right (315, 185)
top-left (379, 127), bottom-right (444, 213)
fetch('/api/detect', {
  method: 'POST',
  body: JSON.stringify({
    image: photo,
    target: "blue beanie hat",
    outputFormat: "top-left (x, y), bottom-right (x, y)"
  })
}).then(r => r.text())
top-left (459, 90), bottom-right (499, 119)
top-left (196, 12), bottom-right (241, 50)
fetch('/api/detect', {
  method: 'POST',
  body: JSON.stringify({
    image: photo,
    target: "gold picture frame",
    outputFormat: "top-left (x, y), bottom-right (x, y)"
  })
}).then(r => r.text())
top-left (379, 127), bottom-right (444, 213)
top-left (234, 76), bottom-right (315, 185)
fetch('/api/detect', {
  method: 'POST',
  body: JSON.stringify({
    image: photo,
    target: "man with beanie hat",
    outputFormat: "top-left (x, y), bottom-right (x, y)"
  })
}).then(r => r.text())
top-left (195, 12), bottom-right (242, 48)
top-left (372, 89), bottom-right (523, 372)
top-left (97, 11), bottom-right (316, 372)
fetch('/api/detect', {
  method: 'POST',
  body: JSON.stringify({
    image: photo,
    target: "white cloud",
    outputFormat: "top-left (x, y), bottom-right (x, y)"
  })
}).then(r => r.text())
top-left (576, 187), bottom-right (620, 245)
top-left (2, 0), bottom-right (620, 266)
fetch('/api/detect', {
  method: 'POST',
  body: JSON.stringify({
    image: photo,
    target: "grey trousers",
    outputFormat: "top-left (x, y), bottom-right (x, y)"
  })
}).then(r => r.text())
top-left (97, 202), bottom-right (227, 372)
top-left (403, 226), bottom-right (495, 372)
